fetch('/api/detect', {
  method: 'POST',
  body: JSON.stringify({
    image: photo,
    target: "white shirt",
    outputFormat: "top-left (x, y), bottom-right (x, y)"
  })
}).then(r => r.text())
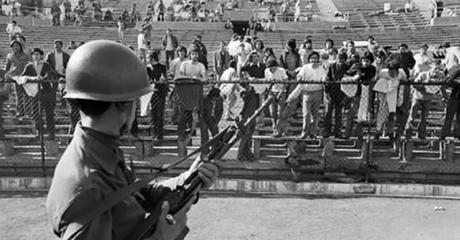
top-left (179, 60), bottom-right (206, 80)
top-left (137, 33), bottom-right (147, 50)
top-left (6, 24), bottom-right (22, 36)
top-left (287, 64), bottom-right (325, 101)
top-left (170, 58), bottom-right (186, 79)
top-left (220, 67), bottom-right (237, 81)
top-left (55, 52), bottom-right (65, 75)
top-left (228, 40), bottom-right (241, 57)
top-left (444, 47), bottom-right (460, 71)
top-left (264, 67), bottom-right (288, 92)
top-left (219, 67), bottom-right (238, 95)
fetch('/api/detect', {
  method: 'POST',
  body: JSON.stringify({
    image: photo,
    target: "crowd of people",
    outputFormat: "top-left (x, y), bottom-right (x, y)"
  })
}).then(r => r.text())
top-left (134, 29), bottom-right (460, 146)
top-left (3, 22), bottom-right (460, 161)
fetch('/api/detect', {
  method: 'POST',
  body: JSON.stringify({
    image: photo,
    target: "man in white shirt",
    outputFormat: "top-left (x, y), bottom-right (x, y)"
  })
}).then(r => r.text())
top-left (227, 34), bottom-right (241, 58)
top-left (45, 40), bottom-right (74, 131)
top-left (413, 43), bottom-right (433, 75)
top-left (443, 42), bottom-right (460, 73)
top-left (219, 60), bottom-right (239, 120)
top-left (5, 21), bottom-right (22, 40)
top-left (264, 59), bottom-right (288, 136)
top-left (137, 29), bottom-right (148, 63)
top-left (177, 49), bottom-right (207, 143)
top-left (170, 46), bottom-right (188, 79)
top-left (179, 49), bottom-right (206, 81)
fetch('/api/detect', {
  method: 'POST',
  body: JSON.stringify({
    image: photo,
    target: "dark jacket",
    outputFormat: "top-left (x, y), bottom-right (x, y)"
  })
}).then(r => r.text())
top-left (241, 62), bottom-right (266, 79)
top-left (213, 49), bottom-right (231, 75)
top-left (162, 34), bottom-right (178, 50)
top-left (240, 86), bottom-right (260, 120)
top-left (387, 51), bottom-right (416, 77)
top-left (347, 63), bottom-right (377, 96)
top-left (279, 51), bottom-right (301, 78)
top-left (203, 95), bottom-right (223, 132)
top-left (325, 61), bottom-right (350, 96)
top-left (147, 63), bottom-right (168, 96)
top-left (45, 51), bottom-right (71, 78)
top-left (447, 66), bottom-right (460, 100)
top-left (21, 61), bottom-right (56, 93)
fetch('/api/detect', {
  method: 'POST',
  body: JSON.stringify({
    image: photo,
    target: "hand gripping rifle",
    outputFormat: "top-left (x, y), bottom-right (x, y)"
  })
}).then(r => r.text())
top-left (128, 93), bottom-right (275, 239)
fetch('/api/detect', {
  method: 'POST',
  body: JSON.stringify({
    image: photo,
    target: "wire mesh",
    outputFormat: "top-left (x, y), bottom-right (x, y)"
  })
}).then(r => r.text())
top-left (0, 73), bottom-right (459, 182)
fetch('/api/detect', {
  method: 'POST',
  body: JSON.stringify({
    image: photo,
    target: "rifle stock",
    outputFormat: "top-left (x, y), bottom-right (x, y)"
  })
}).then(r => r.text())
top-left (132, 94), bottom-right (275, 240)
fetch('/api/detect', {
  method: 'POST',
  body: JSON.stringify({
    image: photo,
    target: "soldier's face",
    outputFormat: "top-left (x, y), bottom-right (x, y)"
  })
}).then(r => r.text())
top-left (121, 101), bottom-right (137, 136)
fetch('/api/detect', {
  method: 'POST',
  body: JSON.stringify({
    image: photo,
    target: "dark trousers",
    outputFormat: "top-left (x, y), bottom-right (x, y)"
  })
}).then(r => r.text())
top-left (324, 96), bottom-right (344, 136)
top-left (157, 13), bottom-right (164, 21)
top-left (396, 86), bottom-right (411, 136)
top-left (440, 97), bottom-right (460, 138)
top-left (15, 84), bottom-right (27, 117)
top-left (344, 96), bottom-right (361, 138)
top-left (165, 50), bottom-right (175, 69)
top-left (52, 15), bottom-right (60, 26)
top-left (203, 117), bottom-right (219, 136)
top-left (177, 109), bottom-right (193, 140)
top-left (237, 121), bottom-right (256, 161)
top-left (151, 93), bottom-right (166, 138)
top-left (31, 92), bottom-right (56, 139)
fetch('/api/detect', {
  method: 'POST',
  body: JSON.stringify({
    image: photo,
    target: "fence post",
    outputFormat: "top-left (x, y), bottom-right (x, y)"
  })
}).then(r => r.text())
top-left (37, 84), bottom-right (46, 178)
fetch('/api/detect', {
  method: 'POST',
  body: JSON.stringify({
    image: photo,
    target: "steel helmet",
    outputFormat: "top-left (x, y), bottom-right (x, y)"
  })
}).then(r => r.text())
top-left (64, 40), bottom-right (154, 102)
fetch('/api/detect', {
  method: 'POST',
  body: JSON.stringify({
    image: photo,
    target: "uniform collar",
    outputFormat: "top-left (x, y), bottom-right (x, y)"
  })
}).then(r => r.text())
top-left (73, 123), bottom-right (122, 175)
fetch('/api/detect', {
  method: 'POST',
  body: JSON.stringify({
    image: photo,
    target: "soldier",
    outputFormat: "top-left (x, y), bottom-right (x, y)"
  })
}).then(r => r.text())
top-left (46, 40), bottom-right (221, 239)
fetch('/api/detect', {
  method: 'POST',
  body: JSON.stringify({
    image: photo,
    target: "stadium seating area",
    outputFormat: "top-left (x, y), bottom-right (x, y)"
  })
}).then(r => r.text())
top-left (1, 0), bottom-right (460, 183)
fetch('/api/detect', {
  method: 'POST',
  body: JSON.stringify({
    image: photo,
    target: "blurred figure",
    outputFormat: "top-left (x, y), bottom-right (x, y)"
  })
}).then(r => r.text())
top-left (406, 60), bottom-right (445, 139)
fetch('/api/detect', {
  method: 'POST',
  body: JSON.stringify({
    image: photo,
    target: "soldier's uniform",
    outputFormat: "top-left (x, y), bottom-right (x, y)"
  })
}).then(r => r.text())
top-left (47, 124), bottom-right (190, 239)
top-left (46, 40), bottom-right (190, 239)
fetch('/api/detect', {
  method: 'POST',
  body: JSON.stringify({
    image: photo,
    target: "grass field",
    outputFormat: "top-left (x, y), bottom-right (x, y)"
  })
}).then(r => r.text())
top-left (1, 194), bottom-right (460, 240)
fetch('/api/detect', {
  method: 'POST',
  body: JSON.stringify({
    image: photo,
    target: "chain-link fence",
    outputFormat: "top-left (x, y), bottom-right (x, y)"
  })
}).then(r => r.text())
top-left (1, 75), bottom-right (459, 183)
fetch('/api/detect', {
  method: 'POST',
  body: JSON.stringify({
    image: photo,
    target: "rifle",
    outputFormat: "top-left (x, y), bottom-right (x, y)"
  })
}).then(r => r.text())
top-left (131, 93), bottom-right (275, 240)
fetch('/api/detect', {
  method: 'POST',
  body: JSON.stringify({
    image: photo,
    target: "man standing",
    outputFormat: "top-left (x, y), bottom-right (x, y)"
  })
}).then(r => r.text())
top-left (5, 40), bottom-right (29, 119)
top-left (147, 52), bottom-right (168, 141)
top-left (191, 35), bottom-right (208, 69)
top-left (177, 49), bottom-right (207, 141)
top-left (440, 65), bottom-right (460, 140)
top-left (157, 0), bottom-right (165, 21)
top-left (63, 0), bottom-right (72, 20)
top-left (388, 43), bottom-right (416, 138)
top-left (324, 52), bottom-right (349, 138)
top-left (5, 20), bottom-right (22, 40)
top-left (137, 29), bottom-right (148, 63)
top-left (46, 40), bottom-right (221, 239)
top-left (413, 43), bottom-right (433, 75)
top-left (443, 42), bottom-right (460, 74)
top-left (213, 41), bottom-right (230, 78)
top-left (51, 1), bottom-right (62, 26)
top-left (45, 40), bottom-right (74, 131)
top-left (406, 61), bottom-right (445, 139)
top-left (162, 28), bottom-right (178, 69)
top-left (264, 59), bottom-right (289, 136)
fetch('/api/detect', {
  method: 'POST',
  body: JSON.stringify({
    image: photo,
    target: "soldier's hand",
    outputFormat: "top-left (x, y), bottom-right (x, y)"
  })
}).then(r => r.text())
top-left (189, 156), bottom-right (224, 189)
top-left (152, 197), bottom-right (195, 240)
top-left (197, 160), bottom-right (224, 189)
